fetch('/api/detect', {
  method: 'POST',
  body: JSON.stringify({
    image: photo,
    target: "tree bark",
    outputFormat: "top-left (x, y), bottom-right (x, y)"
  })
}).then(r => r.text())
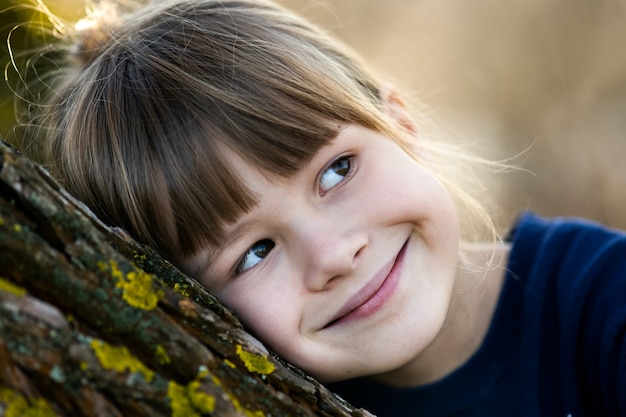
top-left (0, 140), bottom-right (373, 417)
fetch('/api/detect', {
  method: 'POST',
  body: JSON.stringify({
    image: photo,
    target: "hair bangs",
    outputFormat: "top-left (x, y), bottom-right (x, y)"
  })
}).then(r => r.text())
top-left (38, 0), bottom-right (398, 263)
top-left (163, 96), bottom-right (342, 259)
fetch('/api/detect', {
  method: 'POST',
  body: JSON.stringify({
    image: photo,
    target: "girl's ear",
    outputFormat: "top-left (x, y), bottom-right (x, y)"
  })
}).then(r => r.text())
top-left (379, 84), bottom-right (418, 136)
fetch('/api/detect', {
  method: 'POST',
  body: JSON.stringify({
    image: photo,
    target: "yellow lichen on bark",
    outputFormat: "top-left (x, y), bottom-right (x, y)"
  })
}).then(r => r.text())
top-left (235, 345), bottom-right (275, 375)
top-left (0, 387), bottom-right (58, 417)
top-left (167, 379), bottom-right (216, 417)
top-left (89, 339), bottom-right (155, 382)
top-left (0, 277), bottom-right (27, 297)
top-left (97, 260), bottom-right (163, 310)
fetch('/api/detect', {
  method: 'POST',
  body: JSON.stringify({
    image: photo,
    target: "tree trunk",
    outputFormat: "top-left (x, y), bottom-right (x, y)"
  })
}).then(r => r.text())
top-left (0, 140), bottom-right (373, 417)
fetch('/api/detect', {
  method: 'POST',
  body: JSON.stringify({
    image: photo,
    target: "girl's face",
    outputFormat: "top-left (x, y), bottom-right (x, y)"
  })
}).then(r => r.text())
top-left (182, 124), bottom-right (460, 382)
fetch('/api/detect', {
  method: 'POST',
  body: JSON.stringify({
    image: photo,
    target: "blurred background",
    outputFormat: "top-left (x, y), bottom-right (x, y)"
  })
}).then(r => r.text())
top-left (2, 0), bottom-right (626, 232)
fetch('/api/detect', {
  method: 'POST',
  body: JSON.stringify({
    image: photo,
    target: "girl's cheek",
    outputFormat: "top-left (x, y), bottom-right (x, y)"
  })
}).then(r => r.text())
top-left (222, 276), bottom-right (291, 329)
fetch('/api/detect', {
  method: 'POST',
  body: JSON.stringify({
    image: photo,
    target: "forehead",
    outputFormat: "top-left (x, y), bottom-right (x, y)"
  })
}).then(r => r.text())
top-left (175, 174), bottom-right (275, 282)
top-left (222, 146), bottom-right (286, 195)
top-left (221, 123), bottom-right (357, 202)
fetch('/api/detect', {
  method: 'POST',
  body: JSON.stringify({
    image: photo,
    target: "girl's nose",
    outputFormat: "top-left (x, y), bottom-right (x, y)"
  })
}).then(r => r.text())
top-left (297, 219), bottom-right (368, 291)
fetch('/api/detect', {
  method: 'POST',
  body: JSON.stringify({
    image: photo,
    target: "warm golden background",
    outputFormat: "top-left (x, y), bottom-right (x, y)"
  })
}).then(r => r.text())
top-left (2, 0), bottom-right (626, 232)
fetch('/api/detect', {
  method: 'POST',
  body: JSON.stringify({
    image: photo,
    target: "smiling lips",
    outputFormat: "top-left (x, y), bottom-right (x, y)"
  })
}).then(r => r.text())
top-left (325, 240), bottom-right (408, 328)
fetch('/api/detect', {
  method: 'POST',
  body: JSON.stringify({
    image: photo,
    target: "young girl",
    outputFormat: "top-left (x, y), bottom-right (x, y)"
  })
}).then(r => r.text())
top-left (18, 0), bottom-right (626, 415)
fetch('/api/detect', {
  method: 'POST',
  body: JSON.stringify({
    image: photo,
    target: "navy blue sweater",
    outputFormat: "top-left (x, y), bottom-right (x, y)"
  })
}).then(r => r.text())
top-left (328, 213), bottom-right (626, 416)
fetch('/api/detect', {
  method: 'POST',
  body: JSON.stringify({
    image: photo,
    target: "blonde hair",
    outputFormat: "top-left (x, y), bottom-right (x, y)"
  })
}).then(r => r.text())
top-left (20, 0), bottom-right (497, 263)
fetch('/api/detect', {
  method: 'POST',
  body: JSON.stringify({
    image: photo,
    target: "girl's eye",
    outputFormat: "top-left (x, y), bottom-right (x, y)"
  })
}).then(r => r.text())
top-left (319, 156), bottom-right (353, 194)
top-left (236, 239), bottom-right (275, 274)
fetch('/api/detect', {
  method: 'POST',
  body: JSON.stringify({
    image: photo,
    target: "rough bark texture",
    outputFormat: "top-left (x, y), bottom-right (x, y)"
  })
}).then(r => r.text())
top-left (0, 140), bottom-right (373, 417)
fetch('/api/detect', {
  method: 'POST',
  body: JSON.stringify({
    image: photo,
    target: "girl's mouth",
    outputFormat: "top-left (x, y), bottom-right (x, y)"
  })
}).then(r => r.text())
top-left (324, 239), bottom-right (408, 329)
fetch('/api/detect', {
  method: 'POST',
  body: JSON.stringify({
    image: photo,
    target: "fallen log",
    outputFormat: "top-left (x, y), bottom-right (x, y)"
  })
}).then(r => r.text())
top-left (0, 140), bottom-right (373, 417)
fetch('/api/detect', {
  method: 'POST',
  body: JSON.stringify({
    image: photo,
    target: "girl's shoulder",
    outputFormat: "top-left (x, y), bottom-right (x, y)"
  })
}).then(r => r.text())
top-left (505, 211), bottom-right (626, 416)
top-left (505, 210), bottom-right (626, 331)
top-left (507, 211), bottom-right (626, 279)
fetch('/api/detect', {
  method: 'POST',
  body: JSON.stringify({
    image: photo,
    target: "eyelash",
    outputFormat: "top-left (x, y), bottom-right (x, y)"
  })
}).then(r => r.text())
top-left (319, 155), bottom-right (354, 195)
top-left (236, 239), bottom-right (275, 275)
top-left (233, 155), bottom-right (356, 275)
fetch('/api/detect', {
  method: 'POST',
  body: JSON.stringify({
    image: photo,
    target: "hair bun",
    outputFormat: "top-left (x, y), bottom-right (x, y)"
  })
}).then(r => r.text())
top-left (73, 2), bottom-right (120, 66)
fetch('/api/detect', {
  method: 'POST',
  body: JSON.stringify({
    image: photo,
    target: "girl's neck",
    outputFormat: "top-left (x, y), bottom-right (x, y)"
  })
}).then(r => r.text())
top-left (370, 241), bottom-right (511, 388)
